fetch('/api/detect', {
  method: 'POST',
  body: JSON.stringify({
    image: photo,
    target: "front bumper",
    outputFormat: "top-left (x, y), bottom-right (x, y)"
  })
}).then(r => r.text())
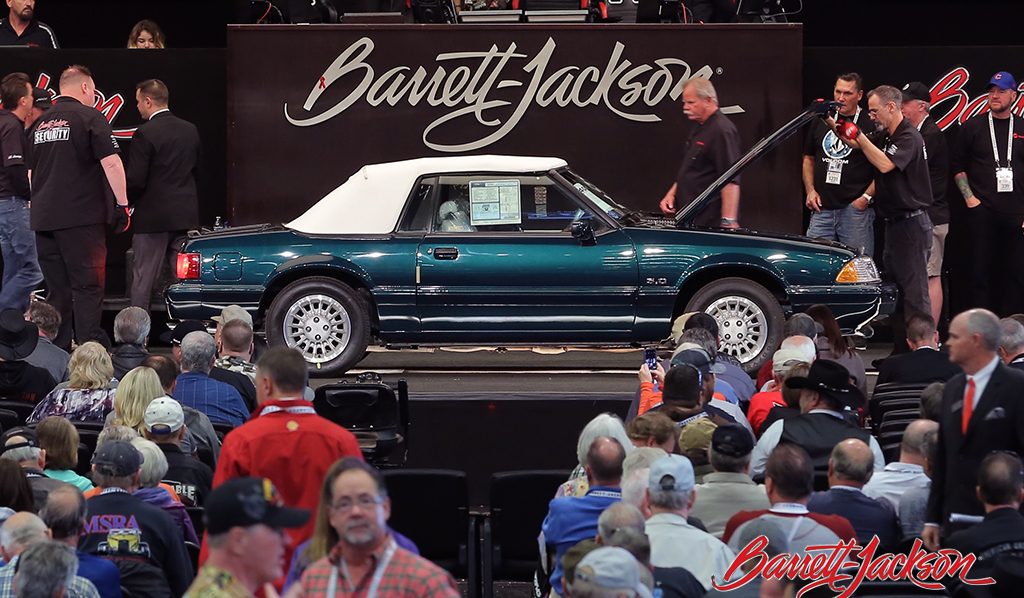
top-left (788, 282), bottom-right (897, 335)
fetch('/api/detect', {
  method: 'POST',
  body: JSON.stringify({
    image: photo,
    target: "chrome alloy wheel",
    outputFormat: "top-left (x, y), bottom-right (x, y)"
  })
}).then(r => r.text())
top-left (705, 295), bottom-right (768, 364)
top-left (283, 294), bottom-right (351, 364)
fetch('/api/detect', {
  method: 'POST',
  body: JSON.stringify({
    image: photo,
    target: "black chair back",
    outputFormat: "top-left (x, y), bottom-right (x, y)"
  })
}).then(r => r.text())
top-left (483, 470), bottom-right (570, 586)
top-left (0, 400), bottom-right (34, 426)
top-left (383, 468), bottom-right (476, 594)
top-left (869, 382), bottom-right (928, 432)
top-left (185, 506), bottom-right (206, 538)
top-left (314, 379), bottom-right (408, 466)
top-left (0, 408), bottom-right (18, 434)
top-left (74, 429), bottom-right (101, 475)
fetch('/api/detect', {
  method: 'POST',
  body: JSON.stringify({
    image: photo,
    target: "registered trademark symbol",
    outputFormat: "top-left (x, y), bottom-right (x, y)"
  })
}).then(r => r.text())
top-left (716, 67), bottom-right (724, 75)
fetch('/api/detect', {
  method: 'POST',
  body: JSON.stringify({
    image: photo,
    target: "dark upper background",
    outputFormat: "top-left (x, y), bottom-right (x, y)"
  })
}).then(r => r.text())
top-left (28, 0), bottom-right (1024, 49)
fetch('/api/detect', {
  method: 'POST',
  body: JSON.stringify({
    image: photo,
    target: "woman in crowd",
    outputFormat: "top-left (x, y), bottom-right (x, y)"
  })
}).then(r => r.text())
top-left (107, 366), bottom-right (219, 465)
top-left (130, 437), bottom-right (198, 543)
top-left (34, 416), bottom-right (93, 491)
top-left (0, 459), bottom-right (34, 516)
top-left (626, 411), bottom-right (677, 454)
top-left (27, 342), bottom-right (117, 424)
top-left (127, 19), bottom-right (165, 49)
top-left (806, 304), bottom-right (867, 395)
top-left (556, 412), bottom-right (633, 497)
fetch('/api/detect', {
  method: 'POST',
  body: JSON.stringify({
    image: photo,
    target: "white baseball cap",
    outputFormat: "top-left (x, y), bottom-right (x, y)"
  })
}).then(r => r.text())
top-left (144, 396), bottom-right (185, 435)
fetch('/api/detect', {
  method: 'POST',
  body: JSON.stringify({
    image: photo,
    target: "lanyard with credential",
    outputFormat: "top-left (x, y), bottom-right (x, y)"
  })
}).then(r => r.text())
top-left (327, 540), bottom-right (397, 598)
top-left (989, 111), bottom-right (1014, 168)
top-left (257, 405), bottom-right (316, 416)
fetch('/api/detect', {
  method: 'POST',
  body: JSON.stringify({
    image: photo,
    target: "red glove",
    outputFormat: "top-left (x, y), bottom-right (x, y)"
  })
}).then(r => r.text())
top-left (836, 120), bottom-right (860, 142)
top-left (112, 204), bottom-right (132, 233)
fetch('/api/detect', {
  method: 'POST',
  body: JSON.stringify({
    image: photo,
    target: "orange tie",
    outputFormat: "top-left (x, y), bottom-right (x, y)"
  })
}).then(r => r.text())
top-left (962, 377), bottom-right (976, 435)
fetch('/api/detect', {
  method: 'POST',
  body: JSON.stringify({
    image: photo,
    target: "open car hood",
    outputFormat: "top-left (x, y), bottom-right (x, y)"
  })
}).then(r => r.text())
top-left (675, 99), bottom-right (841, 227)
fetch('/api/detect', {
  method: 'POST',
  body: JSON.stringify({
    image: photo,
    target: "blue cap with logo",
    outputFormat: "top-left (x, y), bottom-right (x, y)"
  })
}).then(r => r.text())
top-left (989, 71), bottom-right (1018, 91)
top-left (648, 454), bottom-right (695, 493)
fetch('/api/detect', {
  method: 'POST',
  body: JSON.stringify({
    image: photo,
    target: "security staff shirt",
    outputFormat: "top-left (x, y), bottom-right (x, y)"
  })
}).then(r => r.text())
top-left (874, 118), bottom-right (932, 219)
top-left (675, 110), bottom-right (741, 207)
top-left (27, 96), bottom-right (120, 231)
top-left (0, 109), bottom-right (29, 198)
top-left (804, 109), bottom-right (877, 209)
top-left (952, 112), bottom-right (1024, 215)
top-left (0, 18), bottom-right (58, 48)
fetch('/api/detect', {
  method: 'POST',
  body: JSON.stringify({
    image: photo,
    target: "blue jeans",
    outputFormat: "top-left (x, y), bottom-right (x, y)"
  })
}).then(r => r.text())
top-left (806, 203), bottom-right (875, 257)
top-left (0, 197), bottom-right (43, 311)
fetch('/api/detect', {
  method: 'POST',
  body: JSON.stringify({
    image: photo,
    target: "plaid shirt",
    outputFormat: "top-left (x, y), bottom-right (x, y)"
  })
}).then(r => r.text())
top-left (173, 371), bottom-right (249, 427)
top-left (297, 539), bottom-right (459, 598)
top-left (0, 555), bottom-right (100, 597)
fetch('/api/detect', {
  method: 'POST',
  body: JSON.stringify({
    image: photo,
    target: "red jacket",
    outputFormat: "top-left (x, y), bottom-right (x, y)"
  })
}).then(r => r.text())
top-left (204, 398), bottom-right (364, 584)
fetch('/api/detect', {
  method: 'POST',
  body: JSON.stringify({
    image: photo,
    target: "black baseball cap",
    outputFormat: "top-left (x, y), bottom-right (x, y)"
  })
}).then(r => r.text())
top-left (160, 320), bottom-right (208, 345)
top-left (1, 427), bottom-right (39, 455)
top-left (901, 82), bottom-right (931, 104)
top-left (91, 440), bottom-right (143, 477)
top-left (711, 423), bottom-right (754, 457)
top-left (204, 477), bottom-right (310, 535)
top-left (31, 87), bottom-right (51, 109)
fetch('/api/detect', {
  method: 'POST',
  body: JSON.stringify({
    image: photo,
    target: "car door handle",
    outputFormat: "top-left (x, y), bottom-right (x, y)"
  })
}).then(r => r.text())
top-left (433, 247), bottom-right (459, 260)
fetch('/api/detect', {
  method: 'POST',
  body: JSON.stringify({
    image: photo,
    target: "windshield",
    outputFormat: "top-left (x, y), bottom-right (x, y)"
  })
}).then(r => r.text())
top-left (561, 168), bottom-right (632, 221)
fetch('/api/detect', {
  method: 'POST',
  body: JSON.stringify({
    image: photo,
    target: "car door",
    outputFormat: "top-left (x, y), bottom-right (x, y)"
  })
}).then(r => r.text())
top-left (415, 172), bottom-right (640, 343)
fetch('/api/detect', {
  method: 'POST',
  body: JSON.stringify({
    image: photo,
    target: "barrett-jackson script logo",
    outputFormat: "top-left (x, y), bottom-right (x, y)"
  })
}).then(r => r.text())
top-left (928, 66), bottom-right (1024, 130)
top-left (283, 37), bottom-right (744, 152)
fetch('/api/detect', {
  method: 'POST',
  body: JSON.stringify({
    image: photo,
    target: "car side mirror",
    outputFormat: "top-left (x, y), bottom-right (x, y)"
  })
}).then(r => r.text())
top-left (571, 220), bottom-right (596, 246)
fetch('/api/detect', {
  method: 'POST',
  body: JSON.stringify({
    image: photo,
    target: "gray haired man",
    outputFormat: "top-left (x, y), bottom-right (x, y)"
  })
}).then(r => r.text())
top-left (173, 330), bottom-right (248, 427)
top-left (0, 512), bottom-right (98, 597)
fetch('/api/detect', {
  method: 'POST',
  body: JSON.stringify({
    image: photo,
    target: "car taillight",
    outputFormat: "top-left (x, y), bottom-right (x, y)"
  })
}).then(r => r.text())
top-left (176, 253), bottom-right (201, 280)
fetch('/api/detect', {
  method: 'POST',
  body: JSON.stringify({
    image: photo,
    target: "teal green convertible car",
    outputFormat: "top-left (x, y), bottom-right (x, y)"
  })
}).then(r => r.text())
top-left (167, 105), bottom-right (896, 375)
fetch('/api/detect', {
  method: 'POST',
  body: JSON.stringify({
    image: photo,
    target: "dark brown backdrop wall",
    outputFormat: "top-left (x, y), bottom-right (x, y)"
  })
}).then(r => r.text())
top-left (804, 47), bottom-right (1024, 317)
top-left (227, 24), bottom-right (804, 233)
top-left (0, 49), bottom-right (227, 295)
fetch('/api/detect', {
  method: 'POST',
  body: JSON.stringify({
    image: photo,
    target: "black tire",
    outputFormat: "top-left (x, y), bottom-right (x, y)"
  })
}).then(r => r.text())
top-left (265, 277), bottom-right (370, 376)
top-left (685, 277), bottom-right (785, 374)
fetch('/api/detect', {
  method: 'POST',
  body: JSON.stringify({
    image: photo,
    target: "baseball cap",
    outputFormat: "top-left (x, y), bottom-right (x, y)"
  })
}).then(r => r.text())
top-left (677, 417), bottom-right (716, 459)
top-left (711, 423), bottom-right (754, 458)
top-left (211, 304), bottom-right (253, 327)
top-left (648, 454), bottom-right (695, 493)
top-left (31, 87), bottom-right (51, 109)
top-left (670, 345), bottom-right (725, 375)
top-left (573, 547), bottom-right (652, 598)
top-left (91, 440), bottom-right (143, 477)
top-left (144, 396), bottom-right (185, 435)
top-left (901, 82), bottom-right (931, 104)
top-left (160, 320), bottom-right (208, 345)
top-left (988, 71), bottom-right (1018, 91)
top-left (204, 477), bottom-right (310, 535)
top-left (1, 427), bottom-right (39, 455)
top-left (772, 348), bottom-right (810, 373)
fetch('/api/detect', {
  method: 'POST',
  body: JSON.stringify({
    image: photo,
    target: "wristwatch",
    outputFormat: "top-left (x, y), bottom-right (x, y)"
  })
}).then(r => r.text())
top-left (861, 193), bottom-right (874, 206)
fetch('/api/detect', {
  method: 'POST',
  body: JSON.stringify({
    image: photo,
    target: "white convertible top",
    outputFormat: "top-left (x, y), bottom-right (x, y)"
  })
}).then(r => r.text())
top-left (286, 155), bottom-right (568, 235)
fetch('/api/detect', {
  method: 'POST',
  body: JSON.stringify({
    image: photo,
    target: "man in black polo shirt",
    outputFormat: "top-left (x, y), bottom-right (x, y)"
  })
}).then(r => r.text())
top-left (28, 65), bottom-right (130, 349)
top-left (0, 0), bottom-right (58, 48)
top-left (952, 71), bottom-right (1024, 316)
top-left (845, 84), bottom-right (933, 328)
top-left (0, 72), bottom-right (42, 311)
top-left (902, 81), bottom-right (950, 325)
top-left (659, 78), bottom-right (742, 229)
top-left (803, 72), bottom-right (878, 257)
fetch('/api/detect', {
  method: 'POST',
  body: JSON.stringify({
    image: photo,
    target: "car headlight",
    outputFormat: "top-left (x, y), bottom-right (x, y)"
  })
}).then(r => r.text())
top-left (836, 257), bottom-right (880, 283)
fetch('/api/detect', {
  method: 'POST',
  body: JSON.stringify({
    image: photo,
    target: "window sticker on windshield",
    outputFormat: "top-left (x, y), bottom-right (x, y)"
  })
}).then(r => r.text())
top-left (534, 187), bottom-right (547, 217)
top-left (469, 180), bottom-right (522, 225)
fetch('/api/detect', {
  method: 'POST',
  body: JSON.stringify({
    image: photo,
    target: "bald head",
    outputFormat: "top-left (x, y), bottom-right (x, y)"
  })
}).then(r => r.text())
top-left (58, 65), bottom-right (95, 106)
top-left (829, 439), bottom-right (874, 487)
top-left (0, 512), bottom-right (49, 559)
top-left (40, 486), bottom-right (86, 543)
top-left (585, 436), bottom-right (626, 487)
top-left (900, 420), bottom-right (939, 462)
top-left (597, 502), bottom-right (646, 541)
top-left (780, 335), bottom-right (817, 363)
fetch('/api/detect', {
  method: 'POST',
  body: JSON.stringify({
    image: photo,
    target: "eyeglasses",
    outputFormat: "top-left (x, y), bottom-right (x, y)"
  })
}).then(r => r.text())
top-left (330, 494), bottom-right (384, 513)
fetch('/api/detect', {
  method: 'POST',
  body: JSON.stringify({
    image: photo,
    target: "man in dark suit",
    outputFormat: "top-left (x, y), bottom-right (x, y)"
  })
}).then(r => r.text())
top-left (945, 451), bottom-right (1024, 563)
top-left (808, 438), bottom-right (900, 550)
top-left (923, 309), bottom-right (1024, 550)
top-left (127, 78), bottom-right (201, 310)
top-left (998, 318), bottom-right (1024, 372)
top-left (876, 314), bottom-right (961, 385)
